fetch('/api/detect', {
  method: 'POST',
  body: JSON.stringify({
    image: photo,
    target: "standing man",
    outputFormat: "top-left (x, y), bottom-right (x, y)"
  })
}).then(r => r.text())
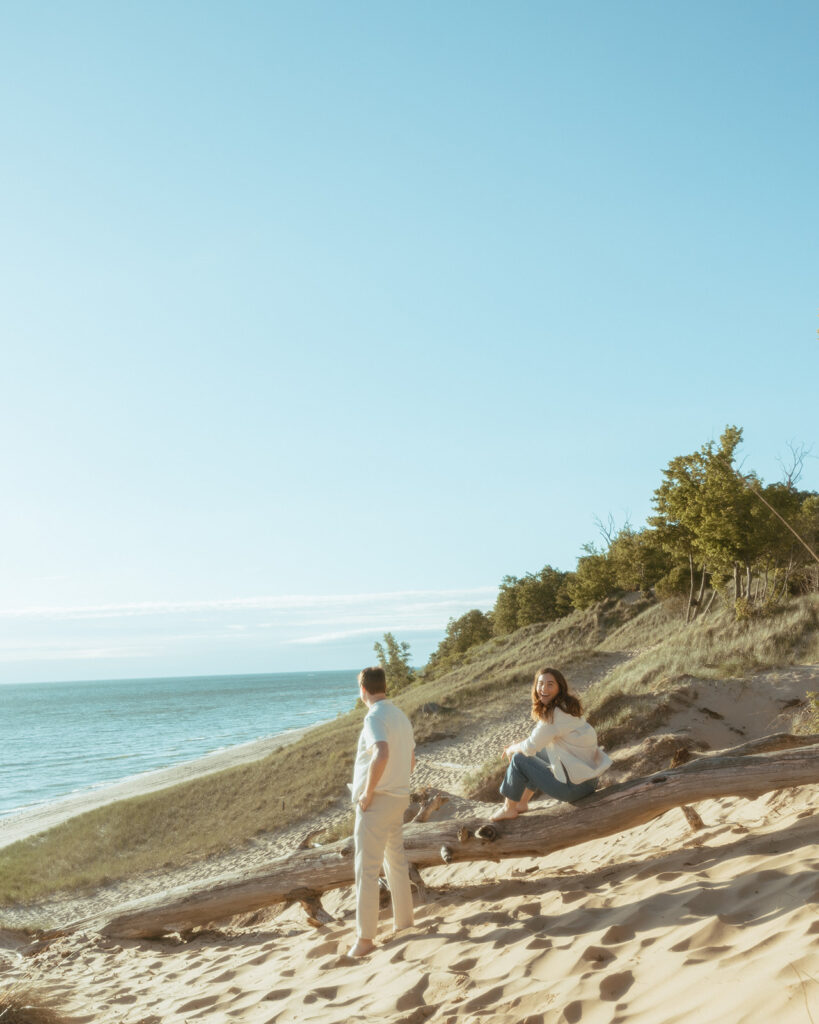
top-left (349, 665), bottom-right (415, 957)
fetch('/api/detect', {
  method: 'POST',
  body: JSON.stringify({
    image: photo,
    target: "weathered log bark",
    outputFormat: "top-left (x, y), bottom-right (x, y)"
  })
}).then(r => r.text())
top-left (686, 732), bottom-right (819, 759)
top-left (61, 737), bottom-right (819, 940)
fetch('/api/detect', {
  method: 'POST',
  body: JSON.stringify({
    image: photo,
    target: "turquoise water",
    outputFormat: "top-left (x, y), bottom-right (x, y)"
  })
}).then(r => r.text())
top-left (0, 670), bottom-right (359, 818)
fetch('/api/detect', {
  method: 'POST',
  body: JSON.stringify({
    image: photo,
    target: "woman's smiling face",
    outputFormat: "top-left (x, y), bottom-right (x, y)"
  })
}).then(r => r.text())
top-left (536, 673), bottom-right (560, 705)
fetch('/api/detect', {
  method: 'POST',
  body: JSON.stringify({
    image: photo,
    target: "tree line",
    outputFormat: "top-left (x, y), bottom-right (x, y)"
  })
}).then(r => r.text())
top-left (377, 425), bottom-right (819, 688)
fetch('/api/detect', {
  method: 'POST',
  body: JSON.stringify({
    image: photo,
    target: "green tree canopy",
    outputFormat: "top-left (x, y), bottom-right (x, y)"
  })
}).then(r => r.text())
top-left (492, 566), bottom-right (573, 635)
top-left (424, 609), bottom-right (493, 678)
top-left (373, 633), bottom-right (415, 693)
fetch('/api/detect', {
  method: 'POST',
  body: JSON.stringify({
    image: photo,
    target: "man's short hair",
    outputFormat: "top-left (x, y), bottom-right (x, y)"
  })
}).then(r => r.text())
top-left (359, 666), bottom-right (387, 694)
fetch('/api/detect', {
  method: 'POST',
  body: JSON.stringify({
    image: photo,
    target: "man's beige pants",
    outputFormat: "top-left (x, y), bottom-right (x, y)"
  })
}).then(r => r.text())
top-left (354, 793), bottom-right (414, 941)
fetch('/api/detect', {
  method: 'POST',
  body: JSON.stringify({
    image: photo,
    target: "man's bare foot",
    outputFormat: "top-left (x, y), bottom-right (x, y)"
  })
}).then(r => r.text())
top-left (348, 938), bottom-right (375, 958)
top-left (490, 800), bottom-right (519, 822)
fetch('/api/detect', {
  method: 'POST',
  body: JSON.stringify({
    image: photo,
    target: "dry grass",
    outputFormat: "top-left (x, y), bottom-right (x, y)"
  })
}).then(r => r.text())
top-left (589, 595), bottom-right (819, 698)
top-left (0, 986), bottom-right (75, 1024)
top-left (314, 811), bottom-right (356, 845)
top-left (459, 755), bottom-right (508, 802)
top-left (795, 692), bottom-right (819, 735)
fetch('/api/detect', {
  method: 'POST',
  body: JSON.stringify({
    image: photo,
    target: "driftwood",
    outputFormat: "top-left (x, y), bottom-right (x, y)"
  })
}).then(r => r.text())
top-left (680, 805), bottom-right (706, 830)
top-left (60, 734), bottom-right (819, 940)
top-left (672, 732), bottom-right (819, 831)
top-left (411, 792), bottom-right (449, 823)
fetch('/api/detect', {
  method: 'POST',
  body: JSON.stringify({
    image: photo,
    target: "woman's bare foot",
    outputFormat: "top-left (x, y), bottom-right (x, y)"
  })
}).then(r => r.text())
top-left (490, 799), bottom-right (519, 822)
top-left (516, 788), bottom-right (535, 813)
top-left (348, 938), bottom-right (375, 957)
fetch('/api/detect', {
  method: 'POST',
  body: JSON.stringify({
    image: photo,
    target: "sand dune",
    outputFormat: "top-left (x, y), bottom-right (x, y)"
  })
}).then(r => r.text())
top-left (1, 784), bottom-right (816, 1023)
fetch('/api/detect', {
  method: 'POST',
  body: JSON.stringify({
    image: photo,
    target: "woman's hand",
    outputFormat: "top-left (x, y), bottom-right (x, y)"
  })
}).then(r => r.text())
top-left (502, 744), bottom-right (516, 762)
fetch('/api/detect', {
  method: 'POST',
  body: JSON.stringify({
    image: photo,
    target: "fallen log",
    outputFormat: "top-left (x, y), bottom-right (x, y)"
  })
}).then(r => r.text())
top-left (666, 733), bottom-right (819, 830)
top-left (62, 736), bottom-right (818, 940)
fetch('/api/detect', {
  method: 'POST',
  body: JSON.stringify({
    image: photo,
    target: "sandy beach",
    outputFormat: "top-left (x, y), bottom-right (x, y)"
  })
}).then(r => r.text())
top-left (1, 664), bottom-right (817, 1023)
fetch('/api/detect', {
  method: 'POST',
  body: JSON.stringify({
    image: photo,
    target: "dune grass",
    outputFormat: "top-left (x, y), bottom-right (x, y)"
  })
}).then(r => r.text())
top-left (1, 593), bottom-right (815, 908)
top-left (0, 985), bottom-right (74, 1024)
top-left (589, 594), bottom-right (819, 700)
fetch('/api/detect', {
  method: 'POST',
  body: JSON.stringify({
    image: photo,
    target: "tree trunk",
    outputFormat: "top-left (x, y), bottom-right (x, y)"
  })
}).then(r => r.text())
top-left (690, 566), bottom-right (708, 622)
top-left (780, 556), bottom-right (794, 600)
top-left (733, 563), bottom-right (741, 602)
top-left (746, 564), bottom-right (752, 603)
top-left (685, 553), bottom-right (696, 623)
top-left (57, 737), bottom-right (819, 941)
top-left (696, 589), bottom-right (716, 618)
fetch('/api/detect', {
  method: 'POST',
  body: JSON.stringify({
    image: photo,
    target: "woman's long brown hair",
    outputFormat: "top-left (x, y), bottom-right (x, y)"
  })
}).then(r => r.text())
top-left (530, 667), bottom-right (583, 722)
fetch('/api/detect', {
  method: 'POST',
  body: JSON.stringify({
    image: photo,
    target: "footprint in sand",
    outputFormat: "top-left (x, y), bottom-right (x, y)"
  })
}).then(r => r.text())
top-left (579, 944), bottom-right (616, 967)
top-left (599, 970), bottom-right (634, 1001)
top-left (306, 938), bottom-right (340, 959)
top-left (461, 983), bottom-right (507, 1013)
top-left (450, 957), bottom-right (478, 972)
top-left (176, 994), bottom-right (219, 1013)
top-left (517, 900), bottom-right (543, 916)
top-left (424, 970), bottom-right (471, 1007)
top-left (396, 1008), bottom-right (436, 1024)
top-left (263, 988), bottom-right (293, 1001)
top-left (302, 985), bottom-right (339, 1004)
top-left (209, 969), bottom-right (241, 983)
top-left (601, 925), bottom-right (635, 945)
top-left (395, 974), bottom-right (430, 1011)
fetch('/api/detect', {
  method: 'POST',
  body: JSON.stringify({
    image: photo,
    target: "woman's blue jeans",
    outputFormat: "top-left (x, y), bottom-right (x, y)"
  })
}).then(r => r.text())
top-left (500, 753), bottom-right (598, 804)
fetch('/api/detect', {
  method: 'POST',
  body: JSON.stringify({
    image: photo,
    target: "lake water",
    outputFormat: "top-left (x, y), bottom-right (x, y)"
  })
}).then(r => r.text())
top-left (0, 669), bottom-right (359, 818)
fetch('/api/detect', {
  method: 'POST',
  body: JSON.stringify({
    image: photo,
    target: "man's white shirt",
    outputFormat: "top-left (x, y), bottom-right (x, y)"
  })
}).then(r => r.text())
top-left (351, 699), bottom-right (415, 802)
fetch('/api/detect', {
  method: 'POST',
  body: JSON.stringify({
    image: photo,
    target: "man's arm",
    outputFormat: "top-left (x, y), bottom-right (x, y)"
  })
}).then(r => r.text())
top-left (358, 740), bottom-right (389, 811)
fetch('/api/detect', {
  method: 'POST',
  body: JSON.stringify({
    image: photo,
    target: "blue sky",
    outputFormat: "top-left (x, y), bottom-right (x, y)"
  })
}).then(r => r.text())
top-left (1, 1), bottom-right (817, 683)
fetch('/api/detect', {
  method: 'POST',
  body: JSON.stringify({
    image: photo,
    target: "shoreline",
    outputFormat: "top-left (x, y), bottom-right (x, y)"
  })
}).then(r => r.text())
top-left (0, 726), bottom-right (314, 850)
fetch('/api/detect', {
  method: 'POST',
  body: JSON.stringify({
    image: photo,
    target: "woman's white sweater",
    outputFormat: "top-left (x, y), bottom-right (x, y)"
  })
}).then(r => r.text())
top-left (509, 706), bottom-right (612, 783)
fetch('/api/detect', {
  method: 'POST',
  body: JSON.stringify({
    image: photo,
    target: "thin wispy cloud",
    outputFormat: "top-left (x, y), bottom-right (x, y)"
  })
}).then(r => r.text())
top-left (0, 588), bottom-right (496, 622)
top-left (288, 625), bottom-right (439, 645)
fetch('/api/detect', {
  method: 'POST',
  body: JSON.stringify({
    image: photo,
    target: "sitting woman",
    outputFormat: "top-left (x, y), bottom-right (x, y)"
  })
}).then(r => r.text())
top-left (491, 667), bottom-right (611, 822)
